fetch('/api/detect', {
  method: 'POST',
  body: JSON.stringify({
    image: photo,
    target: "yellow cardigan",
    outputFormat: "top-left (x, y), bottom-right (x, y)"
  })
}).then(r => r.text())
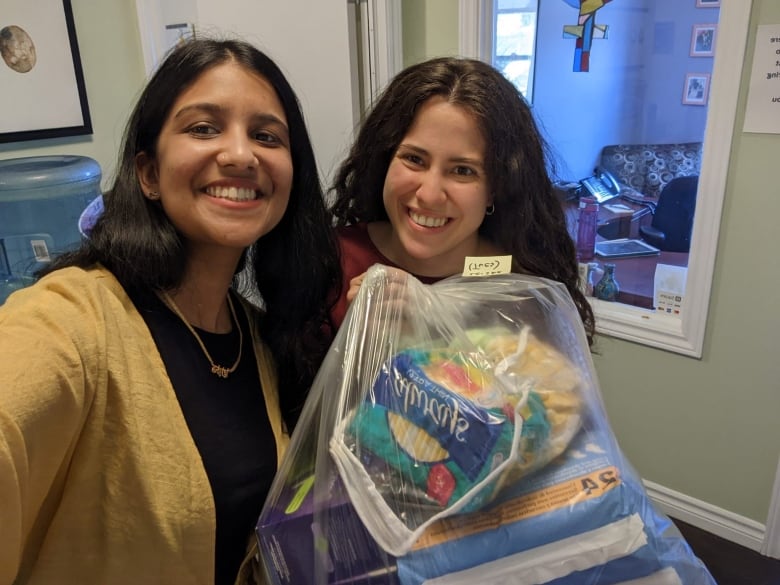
top-left (0, 267), bottom-right (288, 585)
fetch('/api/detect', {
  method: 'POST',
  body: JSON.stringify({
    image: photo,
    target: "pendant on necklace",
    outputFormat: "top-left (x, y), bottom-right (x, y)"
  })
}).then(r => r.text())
top-left (211, 364), bottom-right (231, 378)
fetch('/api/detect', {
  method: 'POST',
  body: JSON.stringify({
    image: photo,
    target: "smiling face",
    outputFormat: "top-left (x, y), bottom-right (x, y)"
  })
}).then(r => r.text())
top-left (379, 96), bottom-right (492, 277)
top-left (136, 60), bottom-right (292, 266)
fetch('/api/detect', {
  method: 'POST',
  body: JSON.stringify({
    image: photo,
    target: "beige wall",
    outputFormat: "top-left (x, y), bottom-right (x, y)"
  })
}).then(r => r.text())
top-left (0, 0), bottom-right (777, 529)
top-left (0, 0), bottom-right (147, 190)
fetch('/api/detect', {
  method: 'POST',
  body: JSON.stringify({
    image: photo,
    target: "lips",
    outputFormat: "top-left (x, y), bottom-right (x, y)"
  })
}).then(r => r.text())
top-left (409, 210), bottom-right (448, 228)
top-left (205, 185), bottom-right (258, 202)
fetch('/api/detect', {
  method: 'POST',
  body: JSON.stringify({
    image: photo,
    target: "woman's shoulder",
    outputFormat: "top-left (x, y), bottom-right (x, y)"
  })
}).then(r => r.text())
top-left (336, 222), bottom-right (391, 274)
top-left (1, 265), bottom-right (129, 319)
top-left (0, 266), bottom-right (145, 366)
top-left (39, 265), bottom-right (127, 298)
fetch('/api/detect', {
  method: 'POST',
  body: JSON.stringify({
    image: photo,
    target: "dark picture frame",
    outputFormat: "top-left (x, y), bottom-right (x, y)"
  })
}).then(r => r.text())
top-left (0, 0), bottom-right (92, 143)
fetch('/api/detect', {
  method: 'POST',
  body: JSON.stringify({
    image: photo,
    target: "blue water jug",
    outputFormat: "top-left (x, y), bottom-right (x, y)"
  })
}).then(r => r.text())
top-left (0, 155), bottom-right (101, 304)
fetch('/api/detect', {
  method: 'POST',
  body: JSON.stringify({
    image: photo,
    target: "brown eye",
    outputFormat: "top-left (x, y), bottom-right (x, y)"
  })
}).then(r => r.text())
top-left (255, 131), bottom-right (281, 145)
top-left (454, 166), bottom-right (476, 176)
top-left (188, 124), bottom-right (218, 136)
top-left (402, 153), bottom-right (424, 166)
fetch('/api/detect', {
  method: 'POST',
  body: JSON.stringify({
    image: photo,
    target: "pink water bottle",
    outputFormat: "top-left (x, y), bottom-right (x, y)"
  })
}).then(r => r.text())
top-left (576, 196), bottom-right (599, 262)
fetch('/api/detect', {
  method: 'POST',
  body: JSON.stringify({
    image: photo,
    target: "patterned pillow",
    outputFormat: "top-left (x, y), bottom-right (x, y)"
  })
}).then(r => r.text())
top-left (599, 142), bottom-right (702, 199)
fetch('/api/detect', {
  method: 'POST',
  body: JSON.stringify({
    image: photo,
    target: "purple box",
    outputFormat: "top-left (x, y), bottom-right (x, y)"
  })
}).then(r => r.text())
top-left (257, 474), bottom-right (399, 585)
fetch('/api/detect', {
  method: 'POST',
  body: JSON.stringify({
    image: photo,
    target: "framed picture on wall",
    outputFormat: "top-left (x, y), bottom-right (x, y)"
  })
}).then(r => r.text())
top-left (690, 24), bottom-right (717, 57)
top-left (682, 73), bottom-right (710, 106)
top-left (695, 0), bottom-right (720, 7)
top-left (0, 0), bottom-right (92, 143)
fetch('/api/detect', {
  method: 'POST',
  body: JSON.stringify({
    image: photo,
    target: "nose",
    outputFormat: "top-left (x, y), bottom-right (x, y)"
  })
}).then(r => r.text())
top-left (217, 130), bottom-right (258, 169)
top-left (415, 171), bottom-right (447, 206)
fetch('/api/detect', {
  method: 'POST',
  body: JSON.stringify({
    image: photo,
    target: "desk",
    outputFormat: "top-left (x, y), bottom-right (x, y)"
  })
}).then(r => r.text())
top-left (564, 195), bottom-right (654, 241)
top-left (592, 251), bottom-right (689, 309)
top-left (562, 194), bottom-right (686, 310)
top-left (597, 201), bottom-right (653, 240)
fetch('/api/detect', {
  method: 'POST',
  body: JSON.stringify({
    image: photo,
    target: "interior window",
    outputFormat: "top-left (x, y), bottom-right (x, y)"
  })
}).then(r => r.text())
top-left (461, 0), bottom-right (750, 357)
top-left (488, 1), bottom-right (715, 310)
top-left (360, 0), bottom-right (751, 356)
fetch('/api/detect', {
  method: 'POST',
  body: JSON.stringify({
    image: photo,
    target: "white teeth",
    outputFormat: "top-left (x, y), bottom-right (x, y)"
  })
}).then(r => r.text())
top-left (205, 186), bottom-right (257, 201)
top-left (410, 211), bottom-right (447, 228)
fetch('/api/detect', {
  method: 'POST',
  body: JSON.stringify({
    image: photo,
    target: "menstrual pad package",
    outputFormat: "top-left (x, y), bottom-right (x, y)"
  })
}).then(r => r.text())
top-left (257, 265), bottom-right (715, 585)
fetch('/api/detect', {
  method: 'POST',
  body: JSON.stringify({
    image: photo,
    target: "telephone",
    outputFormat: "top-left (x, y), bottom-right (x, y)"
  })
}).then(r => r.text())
top-left (580, 168), bottom-right (621, 203)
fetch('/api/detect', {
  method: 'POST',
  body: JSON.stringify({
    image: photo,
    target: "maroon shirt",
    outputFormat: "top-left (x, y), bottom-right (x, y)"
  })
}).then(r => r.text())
top-left (332, 223), bottom-right (440, 327)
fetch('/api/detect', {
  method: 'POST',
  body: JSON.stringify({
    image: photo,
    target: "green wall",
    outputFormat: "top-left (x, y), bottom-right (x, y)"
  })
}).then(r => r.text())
top-left (402, 0), bottom-right (459, 67)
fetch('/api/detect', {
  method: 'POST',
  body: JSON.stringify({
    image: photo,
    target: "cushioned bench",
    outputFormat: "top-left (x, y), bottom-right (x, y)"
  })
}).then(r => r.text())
top-left (598, 142), bottom-right (702, 199)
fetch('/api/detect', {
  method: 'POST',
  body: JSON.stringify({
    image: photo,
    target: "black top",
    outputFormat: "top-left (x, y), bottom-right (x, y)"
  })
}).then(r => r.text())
top-left (132, 291), bottom-right (277, 585)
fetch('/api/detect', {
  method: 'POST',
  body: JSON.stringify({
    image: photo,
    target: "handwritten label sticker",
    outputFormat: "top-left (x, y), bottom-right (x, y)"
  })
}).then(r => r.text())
top-left (462, 255), bottom-right (512, 277)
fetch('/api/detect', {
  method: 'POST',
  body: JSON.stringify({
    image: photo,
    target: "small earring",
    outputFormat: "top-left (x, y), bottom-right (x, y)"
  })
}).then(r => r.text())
top-left (485, 203), bottom-right (495, 216)
top-left (147, 191), bottom-right (160, 200)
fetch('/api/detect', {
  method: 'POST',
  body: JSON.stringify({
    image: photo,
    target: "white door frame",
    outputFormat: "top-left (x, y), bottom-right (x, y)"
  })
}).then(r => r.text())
top-left (459, 0), bottom-right (492, 61)
top-left (354, 0), bottom-right (402, 111)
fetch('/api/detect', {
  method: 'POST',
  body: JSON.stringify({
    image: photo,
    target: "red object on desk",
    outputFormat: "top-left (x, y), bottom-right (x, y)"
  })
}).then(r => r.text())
top-left (576, 197), bottom-right (599, 262)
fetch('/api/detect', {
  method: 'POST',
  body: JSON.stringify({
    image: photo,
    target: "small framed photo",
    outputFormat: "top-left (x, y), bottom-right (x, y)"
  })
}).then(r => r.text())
top-left (682, 73), bottom-right (710, 106)
top-left (695, 0), bottom-right (720, 7)
top-left (690, 24), bottom-right (717, 57)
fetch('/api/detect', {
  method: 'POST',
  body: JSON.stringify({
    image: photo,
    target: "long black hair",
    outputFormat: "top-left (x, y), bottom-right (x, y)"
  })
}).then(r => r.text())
top-left (330, 57), bottom-right (594, 344)
top-left (43, 38), bottom-right (340, 424)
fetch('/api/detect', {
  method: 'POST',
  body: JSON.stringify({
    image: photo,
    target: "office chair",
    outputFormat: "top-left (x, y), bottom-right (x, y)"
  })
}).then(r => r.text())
top-left (639, 175), bottom-right (698, 253)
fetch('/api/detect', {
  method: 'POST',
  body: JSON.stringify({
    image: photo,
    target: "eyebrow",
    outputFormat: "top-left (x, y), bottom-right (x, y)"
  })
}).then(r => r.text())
top-left (398, 143), bottom-right (484, 168)
top-left (173, 102), bottom-right (288, 129)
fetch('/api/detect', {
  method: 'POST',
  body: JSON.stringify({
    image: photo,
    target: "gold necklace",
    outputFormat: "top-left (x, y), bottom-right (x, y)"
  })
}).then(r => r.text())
top-left (159, 291), bottom-right (243, 379)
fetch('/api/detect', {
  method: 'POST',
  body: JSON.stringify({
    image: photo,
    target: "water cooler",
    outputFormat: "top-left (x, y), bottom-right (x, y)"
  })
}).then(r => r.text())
top-left (0, 155), bottom-right (102, 305)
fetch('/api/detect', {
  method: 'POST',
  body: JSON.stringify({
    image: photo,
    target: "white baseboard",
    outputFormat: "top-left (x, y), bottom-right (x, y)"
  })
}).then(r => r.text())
top-left (644, 479), bottom-right (767, 553)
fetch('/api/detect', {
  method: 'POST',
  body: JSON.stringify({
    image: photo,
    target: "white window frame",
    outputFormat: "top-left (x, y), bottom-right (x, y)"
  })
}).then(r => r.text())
top-left (491, 0), bottom-right (539, 102)
top-left (458, 0), bottom-right (752, 358)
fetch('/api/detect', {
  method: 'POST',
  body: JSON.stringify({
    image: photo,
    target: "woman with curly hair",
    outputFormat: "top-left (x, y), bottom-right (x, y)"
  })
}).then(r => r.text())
top-left (329, 56), bottom-right (594, 344)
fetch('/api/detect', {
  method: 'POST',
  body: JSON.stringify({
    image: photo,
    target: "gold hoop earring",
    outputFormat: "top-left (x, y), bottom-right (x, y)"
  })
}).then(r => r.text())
top-left (485, 203), bottom-right (495, 216)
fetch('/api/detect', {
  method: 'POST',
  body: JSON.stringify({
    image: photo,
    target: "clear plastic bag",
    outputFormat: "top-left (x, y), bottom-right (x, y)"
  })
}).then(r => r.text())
top-left (257, 265), bottom-right (715, 585)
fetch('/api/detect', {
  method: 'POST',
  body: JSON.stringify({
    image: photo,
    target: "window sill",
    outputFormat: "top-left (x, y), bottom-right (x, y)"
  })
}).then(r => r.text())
top-left (591, 299), bottom-right (697, 357)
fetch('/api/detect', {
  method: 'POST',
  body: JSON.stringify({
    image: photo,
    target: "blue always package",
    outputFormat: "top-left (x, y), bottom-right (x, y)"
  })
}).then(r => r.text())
top-left (257, 265), bottom-right (716, 585)
top-left (395, 425), bottom-right (710, 585)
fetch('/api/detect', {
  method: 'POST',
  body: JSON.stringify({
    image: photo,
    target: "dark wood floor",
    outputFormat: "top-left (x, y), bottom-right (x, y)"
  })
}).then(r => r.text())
top-left (671, 518), bottom-right (780, 585)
